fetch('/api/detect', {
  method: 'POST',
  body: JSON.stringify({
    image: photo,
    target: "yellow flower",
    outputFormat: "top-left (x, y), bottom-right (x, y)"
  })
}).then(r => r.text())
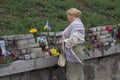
top-left (50, 48), bottom-right (57, 54)
top-left (29, 28), bottom-right (38, 34)
top-left (56, 52), bottom-right (60, 56)
top-left (50, 48), bottom-right (60, 56)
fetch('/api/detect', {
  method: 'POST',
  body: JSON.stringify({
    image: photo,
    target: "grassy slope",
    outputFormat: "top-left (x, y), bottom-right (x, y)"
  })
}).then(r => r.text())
top-left (0, 0), bottom-right (120, 36)
top-left (82, 0), bottom-right (120, 27)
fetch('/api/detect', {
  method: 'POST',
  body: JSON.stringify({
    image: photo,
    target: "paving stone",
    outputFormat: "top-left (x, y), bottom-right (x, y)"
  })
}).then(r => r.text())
top-left (19, 55), bottom-right (25, 60)
top-left (49, 32), bottom-right (55, 36)
top-left (20, 49), bottom-right (30, 54)
top-left (14, 34), bottom-right (34, 40)
top-left (30, 48), bottom-right (44, 58)
top-left (89, 27), bottom-right (97, 32)
top-left (101, 26), bottom-right (106, 30)
top-left (98, 34), bottom-right (111, 39)
top-left (96, 26), bottom-right (106, 31)
top-left (96, 32), bottom-right (100, 36)
top-left (24, 54), bottom-right (31, 60)
top-left (12, 50), bottom-right (21, 56)
top-left (106, 37), bottom-right (113, 42)
top-left (35, 56), bottom-right (57, 69)
top-left (100, 30), bottom-right (109, 35)
top-left (24, 34), bottom-right (34, 39)
top-left (1, 35), bottom-right (16, 40)
top-left (14, 34), bottom-right (26, 40)
top-left (30, 48), bottom-right (42, 54)
top-left (48, 32), bottom-right (62, 37)
top-left (93, 31), bottom-right (100, 36)
top-left (17, 44), bottom-right (29, 49)
top-left (6, 41), bottom-right (13, 47)
top-left (35, 52), bottom-right (45, 58)
top-left (48, 37), bottom-right (55, 41)
top-left (30, 53), bottom-right (37, 59)
top-left (96, 27), bottom-right (102, 31)
top-left (21, 49), bottom-right (27, 54)
top-left (40, 32), bottom-right (47, 36)
top-left (27, 38), bottom-right (35, 44)
top-left (103, 42), bottom-right (110, 47)
top-left (99, 37), bottom-right (113, 43)
top-left (15, 40), bottom-right (28, 45)
top-left (56, 31), bottom-right (63, 36)
top-left (28, 43), bottom-right (39, 48)
top-left (111, 42), bottom-right (115, 46)
top-left (7, 47), bottom-right (18, 52)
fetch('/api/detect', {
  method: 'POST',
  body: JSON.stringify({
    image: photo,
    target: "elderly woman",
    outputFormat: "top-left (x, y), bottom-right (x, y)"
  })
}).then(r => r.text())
top-left (60, 8), bottom-right (85, 80)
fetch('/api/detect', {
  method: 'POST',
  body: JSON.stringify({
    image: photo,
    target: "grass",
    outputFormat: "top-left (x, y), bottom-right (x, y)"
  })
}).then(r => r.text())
top-left (0, 0), bottom-right (120, 36)
top-left (84, 0), bottom-right (120, 26)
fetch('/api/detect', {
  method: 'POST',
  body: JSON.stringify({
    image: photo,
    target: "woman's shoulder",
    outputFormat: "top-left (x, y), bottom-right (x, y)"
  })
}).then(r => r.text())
top-left (72, 18), bottom-right (84, 26)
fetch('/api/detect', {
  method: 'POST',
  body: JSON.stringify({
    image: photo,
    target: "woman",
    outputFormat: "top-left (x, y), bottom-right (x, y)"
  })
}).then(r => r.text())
top-left (60, 8), bottom-right (85, 80)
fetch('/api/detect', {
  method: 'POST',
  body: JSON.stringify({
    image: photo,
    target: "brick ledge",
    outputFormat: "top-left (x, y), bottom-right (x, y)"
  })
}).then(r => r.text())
top-left (0, 56), bottom-right (57, 77)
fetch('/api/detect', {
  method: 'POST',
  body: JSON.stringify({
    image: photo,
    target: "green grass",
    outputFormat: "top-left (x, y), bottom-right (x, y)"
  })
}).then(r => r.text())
top-left (0, 0), bottom-right (120, 36)
top-left (84, 0), bottom-right (120, 26)
top-left (0, 0), bottom-right (76, 36)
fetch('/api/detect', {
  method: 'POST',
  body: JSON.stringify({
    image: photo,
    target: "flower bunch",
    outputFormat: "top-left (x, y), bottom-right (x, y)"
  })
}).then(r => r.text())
top-left (0, 52), bottom-right (19, 64)
top-left (50, 48), bottom-right (60, 56)
top-left (106, 26), bottom-right (112, 32)
top-left (29, 28), bottom-right (38, 34)
top-left (29, 28), bottom-right (38, 42)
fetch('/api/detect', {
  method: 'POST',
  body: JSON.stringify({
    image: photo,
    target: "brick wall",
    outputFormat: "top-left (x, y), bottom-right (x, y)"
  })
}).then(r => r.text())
top-left (1, 34), bottom-right (44, 60)
top-left (0, 26), bottom-right (120, 80)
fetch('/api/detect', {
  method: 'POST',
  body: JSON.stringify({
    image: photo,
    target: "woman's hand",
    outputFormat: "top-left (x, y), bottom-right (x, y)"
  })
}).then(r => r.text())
top-left (64, 38), bottom-right (73, 48)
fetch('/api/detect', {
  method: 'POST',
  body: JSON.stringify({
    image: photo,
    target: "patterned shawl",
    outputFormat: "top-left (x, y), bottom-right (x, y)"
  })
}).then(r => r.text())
top-left (63, 18), bottom-right (85, 63)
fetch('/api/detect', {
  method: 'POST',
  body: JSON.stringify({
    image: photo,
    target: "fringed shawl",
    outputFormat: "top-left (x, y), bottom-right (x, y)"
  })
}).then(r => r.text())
top-left (63, 18), bottom-right (85, 63)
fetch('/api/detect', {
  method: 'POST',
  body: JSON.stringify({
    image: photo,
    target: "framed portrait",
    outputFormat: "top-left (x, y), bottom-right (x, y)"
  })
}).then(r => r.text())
top-left (0, 38), bottom-right (5, 50)
top-left (38, 34), bottom-right (49, 51)
top-left (0, 38), bottom-right (6, 54)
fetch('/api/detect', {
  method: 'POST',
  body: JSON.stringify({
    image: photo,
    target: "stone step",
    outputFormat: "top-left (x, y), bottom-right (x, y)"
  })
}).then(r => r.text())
top-left (14, 34), bottom-right (34, 40)
top-left (15, 38), bottom-right (35, 45)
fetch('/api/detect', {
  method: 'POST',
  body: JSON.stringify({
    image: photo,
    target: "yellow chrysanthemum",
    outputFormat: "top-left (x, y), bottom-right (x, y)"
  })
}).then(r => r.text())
top-left (50, 48), bottom-right (57, 54)
top-left (50, 48), bottom-right (60, 56)
top-left (29, 28), bottom-right (38, 34)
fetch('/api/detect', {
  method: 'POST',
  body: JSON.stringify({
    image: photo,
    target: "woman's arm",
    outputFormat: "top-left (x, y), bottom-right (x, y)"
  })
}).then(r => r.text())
top-left (64, 30), bottom-right (85, 48)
